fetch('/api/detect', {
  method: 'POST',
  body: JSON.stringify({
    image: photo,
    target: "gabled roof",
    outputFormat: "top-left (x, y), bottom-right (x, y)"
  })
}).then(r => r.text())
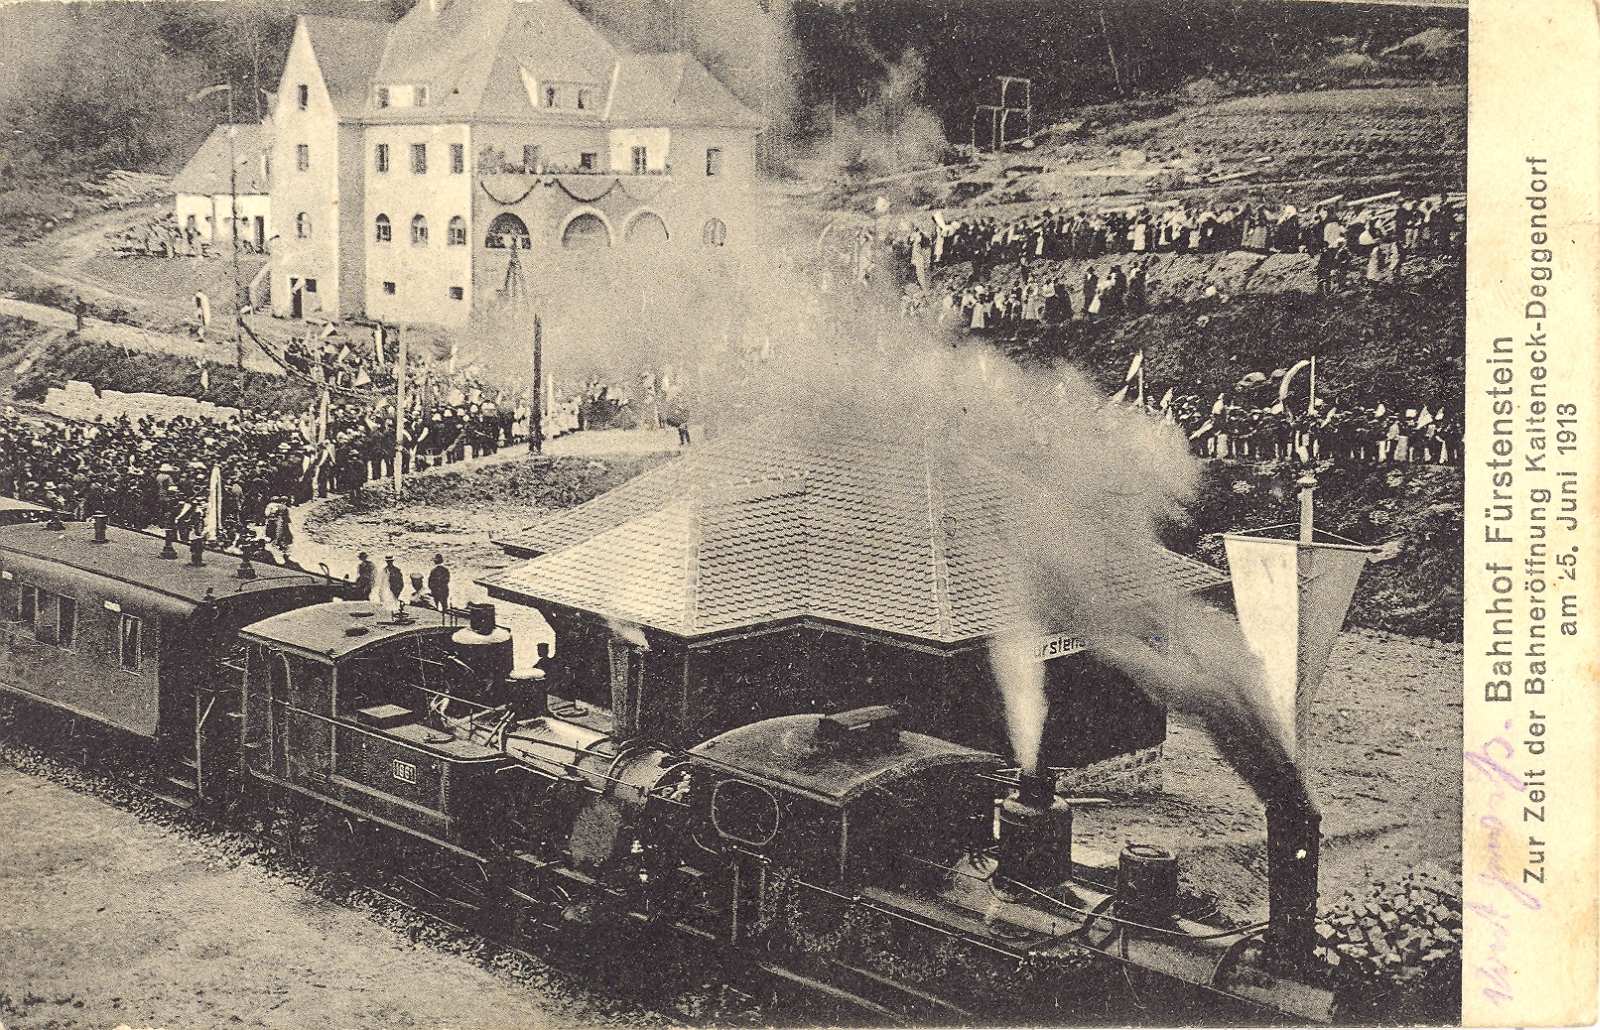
top-left (609, 53), bottom-right (765, 129)
top-left (294, 0), bottom-right (759, 130)
top-left (482, 427), bottom-right (1228, 646)
top-left (173, 124), bottom-right (271, 197)
top-left (301, 15), bottom-right (392, 117)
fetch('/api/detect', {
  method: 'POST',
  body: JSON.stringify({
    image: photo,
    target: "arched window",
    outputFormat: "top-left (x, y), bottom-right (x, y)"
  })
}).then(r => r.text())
top-left (410, 214), bottom-right (428, 245)
top-left (561, 212), bottom-right (611, 251)
top-left (296, 212), bottom-right (311, 239)
top-left (485, 212), bottom-right (531, 250)
top-left (702, 218), bottom-right (727, 247)
top-left (375, 213), bottom-right (391, 243)
top-left (625, 211), bottom-right (670, 249)
top-left (447, 216), bottom-right (467, 246)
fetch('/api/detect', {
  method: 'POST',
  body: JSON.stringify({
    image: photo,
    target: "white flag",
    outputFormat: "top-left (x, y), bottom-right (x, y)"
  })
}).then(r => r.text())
top-left (1125, 350), bottom-right (1143, 382)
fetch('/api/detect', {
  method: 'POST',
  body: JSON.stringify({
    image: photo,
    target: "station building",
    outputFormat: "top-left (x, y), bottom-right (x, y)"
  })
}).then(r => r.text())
top-left (267, 0), bottom-right (763, 327)
top-left (172, 121), bottom-right (273, 251)
top-left (481, 427), bottom-right (1232, 787)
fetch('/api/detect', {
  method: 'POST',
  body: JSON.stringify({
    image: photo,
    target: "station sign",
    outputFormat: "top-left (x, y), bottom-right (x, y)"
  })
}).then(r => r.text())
top-left (1030, 632), bottom-right (1087, 661)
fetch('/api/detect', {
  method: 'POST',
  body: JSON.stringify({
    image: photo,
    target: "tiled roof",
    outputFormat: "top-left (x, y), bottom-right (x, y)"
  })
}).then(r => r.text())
top-left (172, 124), bottom-right (270, 197)
top-left (301, 15), bottom-right (392, 117)
top-left (300, 0), bottom-right (759, 130)
top-left (483, 427), bottom-right (1228, 645)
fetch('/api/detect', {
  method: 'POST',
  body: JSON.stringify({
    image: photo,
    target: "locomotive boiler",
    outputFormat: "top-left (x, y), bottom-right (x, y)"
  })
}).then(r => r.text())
top-left (1, 508), bottom-right (1339, 1024)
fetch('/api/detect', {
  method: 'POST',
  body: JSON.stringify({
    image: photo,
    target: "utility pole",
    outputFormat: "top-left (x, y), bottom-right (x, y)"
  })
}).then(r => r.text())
top-left (226, 85), bottom-right (244, 368)
top-left (529, 313), bottom-right (544, 454)
top-left (393, 326), bottom-right (407, 497)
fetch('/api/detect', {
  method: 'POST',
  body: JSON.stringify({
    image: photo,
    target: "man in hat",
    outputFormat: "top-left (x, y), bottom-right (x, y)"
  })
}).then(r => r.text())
top-left (382, 556), bottom-right (405, 607)
top-left (428, 553), bottom-right (451, 613)
top-left (352, 552), bottom-right (375, 601)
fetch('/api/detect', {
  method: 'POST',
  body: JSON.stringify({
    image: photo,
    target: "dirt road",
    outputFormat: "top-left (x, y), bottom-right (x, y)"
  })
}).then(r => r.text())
top-left (0, 762), bottom-right (668, 1030)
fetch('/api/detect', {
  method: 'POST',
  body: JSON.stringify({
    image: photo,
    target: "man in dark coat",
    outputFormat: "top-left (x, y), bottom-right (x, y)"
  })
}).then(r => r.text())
top-left (352, 552), bottom-right (375, 600)
top-left (428, 553), bottom-right (451, 612)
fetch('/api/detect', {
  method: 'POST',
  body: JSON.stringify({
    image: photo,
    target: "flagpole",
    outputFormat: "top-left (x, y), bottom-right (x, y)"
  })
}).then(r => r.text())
top-left (1136, 351), bottom-right (1145, 408)
top-left (529, 313), bottom-right (544, 455)
top-left (1308, 355), bottom-right (1316, 415)
top-left (392, 324), bottom-right (406, 498)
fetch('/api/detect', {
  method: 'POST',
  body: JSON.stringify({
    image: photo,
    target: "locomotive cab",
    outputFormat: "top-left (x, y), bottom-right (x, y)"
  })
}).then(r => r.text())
top-left (238, 601), bottom-right (519, 854)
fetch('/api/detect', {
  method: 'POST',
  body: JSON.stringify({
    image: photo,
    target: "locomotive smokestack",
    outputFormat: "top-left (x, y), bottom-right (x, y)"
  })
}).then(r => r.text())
top-left (996, 769), bottom-right (1073, 897)
top-left (1264, 793), bottom-right (1321, 968)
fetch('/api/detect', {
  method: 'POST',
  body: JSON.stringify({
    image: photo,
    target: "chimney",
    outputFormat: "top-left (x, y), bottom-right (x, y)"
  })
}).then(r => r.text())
top-left (188, 539), bottom-right (206, 566)
top-left (607, 636), bottom-right (645, 740)
top-left (1264, 796), bottom-right (1322, 969)
top-left (91, 514), bottom-right (108, 544)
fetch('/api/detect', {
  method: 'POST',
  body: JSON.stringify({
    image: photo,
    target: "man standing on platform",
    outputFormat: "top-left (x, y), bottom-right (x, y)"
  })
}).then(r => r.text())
top-left (428, 553), bottom-right (451, 613)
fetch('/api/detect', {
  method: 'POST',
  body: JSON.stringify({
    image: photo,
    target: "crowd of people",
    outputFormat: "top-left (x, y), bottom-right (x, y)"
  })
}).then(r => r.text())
top-left (1132, 393), bottom-right (1461, 465)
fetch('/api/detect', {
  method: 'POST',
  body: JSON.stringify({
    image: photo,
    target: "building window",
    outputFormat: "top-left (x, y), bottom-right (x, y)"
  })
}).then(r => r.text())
top-left (376, 86), bottom-right (390, 109)
top-left (304, 278), bottom-right (318, 293)
top-left (576, 88), bottom-right (593, 111)
top-left (486, 212), bottom-right (531, 250)
top-left (449, 286), bottom-right (464, 301)
top-left (562, 212), bottom-right (610, 251)
top-left (297, 84), bottom-right (308, 110)
top-left (383, 281), bottom-right (396, 295)
top-left (32, 587), bottom-right (55, 643)
top-left (447, 216), bottom-right (467, 246)
top-left (522, 144), bottom-right (540, 173)
top-left (702, 217), bottom-right (727, 247)
top-left (543, 85), bottom-right (557, 108)
top-left (375, 143), bottom-right (390, 173)
top-left (631, 146), bottom-right (648, 175)
top-left (410, 143), bottom-right (427, 174)
top-left (18, 582), bottom-right (35, 628)
top-left (295, 212), bottom-right (311, 239)
top-left (579, 151), bottom-right (597, 171)
top-left (414, 85), bottom-right (429, 107)
top-left (706, 147), bottom-right (723, 177)
top-left (410, 214), bottom-right (428, 245)
top-left (57, 595), bottom-right (76, 649)
top-left (118, 613), bottom-right (142, 671)
top-left (450, 143), bottom-right (464, 174)
top-left (375, 213), bottom-right (391, 243)
top-left (296, 144), bottom-right (309, 171)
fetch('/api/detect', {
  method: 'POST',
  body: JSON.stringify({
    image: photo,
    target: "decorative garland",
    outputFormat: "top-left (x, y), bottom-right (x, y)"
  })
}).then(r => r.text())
top-left (478, 174), bottom-right (672, 207)
top-left (478, 178), bottom-right (539, 207)
top-left (554, 175), bottom-right (618, 204)
top-left (618, 176), bottom-right (672, 204)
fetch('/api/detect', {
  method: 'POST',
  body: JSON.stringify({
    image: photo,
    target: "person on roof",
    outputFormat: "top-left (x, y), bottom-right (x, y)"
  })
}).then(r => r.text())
top-left (428, 554), bottom-right (451, 613)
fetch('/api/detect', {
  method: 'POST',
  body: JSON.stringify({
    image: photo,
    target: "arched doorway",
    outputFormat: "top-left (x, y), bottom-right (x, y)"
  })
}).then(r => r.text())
top-left (702, 218), bottom-right (728, 248)
top-left (561, 212), bottom-right (611, 251)
top-left (486, 212), bottom-right (531, 250)
top-left (624, 211), bottom-right (670, 249)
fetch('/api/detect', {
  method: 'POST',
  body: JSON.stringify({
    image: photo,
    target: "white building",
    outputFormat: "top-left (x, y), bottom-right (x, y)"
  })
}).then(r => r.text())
top-left (172, 121), bottom-right (273, 251)
top-left (268, 0), bottom-right (763, 326)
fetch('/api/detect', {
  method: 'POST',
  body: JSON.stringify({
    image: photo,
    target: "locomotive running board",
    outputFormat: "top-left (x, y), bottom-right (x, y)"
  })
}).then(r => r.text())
top-left (249, 769), bottom-right (490, 863)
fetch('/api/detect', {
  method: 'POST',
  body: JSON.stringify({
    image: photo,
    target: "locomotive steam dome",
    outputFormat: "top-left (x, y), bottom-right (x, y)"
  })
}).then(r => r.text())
top-left (451, 602), bottom-right (514, 684)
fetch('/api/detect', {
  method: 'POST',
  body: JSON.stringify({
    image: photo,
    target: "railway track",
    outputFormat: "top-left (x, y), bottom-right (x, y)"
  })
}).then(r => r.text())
top-left (0, 703), bottom-right (911, 1028)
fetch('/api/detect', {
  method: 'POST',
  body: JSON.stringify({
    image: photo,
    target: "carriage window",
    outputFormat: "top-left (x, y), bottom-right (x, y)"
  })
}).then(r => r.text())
top-left (32, 587), bottom-right (57, 643)
top-left (18, 583), bottom-right (35, 627)
top-left (57, 596), bottom-right (76, 648)
top-left (119, 614), bottom-right (142, 671)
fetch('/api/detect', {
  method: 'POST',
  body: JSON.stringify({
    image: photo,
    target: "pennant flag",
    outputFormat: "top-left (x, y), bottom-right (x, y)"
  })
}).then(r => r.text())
top-left (1374, 403), bottom-right (1387, 418)
top-left (354, 368), bottom-right (371, 388)
top-left (1108, 385), bottom-right (1129, 406)
top-left (1415, 407), bottom-right (1435, 430)
top-left (1211, 393), bottom-right (1225, 416)
top-left (1320, 406), bottom-right (1337, 428)
top-left (1125, 350), bottom-right (1143, 382)
top-left (1188, 419), bottom-right (1215, 440)
top-left (1159, 387), bottom-right (1174, 410)
top-left (203, 465), bottom-right (222, 541)
top-left (1278, 358), bottom-right (1312, 404)
top-left (1269, 400), bottom-right (1285, 415)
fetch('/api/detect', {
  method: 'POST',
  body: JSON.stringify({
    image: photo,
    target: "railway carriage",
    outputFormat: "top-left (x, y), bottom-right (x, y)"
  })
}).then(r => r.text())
top-left (0, 514), bottom-right (340, 801)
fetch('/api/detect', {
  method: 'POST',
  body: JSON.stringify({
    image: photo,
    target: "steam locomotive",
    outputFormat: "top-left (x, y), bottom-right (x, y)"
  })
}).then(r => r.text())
top-left (0, 510), bottom-right (1335, 1024)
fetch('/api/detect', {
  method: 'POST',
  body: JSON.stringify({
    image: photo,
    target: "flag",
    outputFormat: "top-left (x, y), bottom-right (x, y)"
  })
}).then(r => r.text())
top-left (354, 368), bottom-right (371, 388)
top-left (1374, 403), bottom-right (1386, 418)
top-left (1269, 400), bottom-right (1285, 414)
top-left (203, 465), bottom-right (222, 541)
top-left (1188, 419), bottom-right (1215, 440)
top-left (1278, 358), bottom-right (1312, 404)
top-left (1158, 387), bottom-right (1174, 411)
top-left (374, 326), bottom-right (386, 368)
top-left (448, 343), bottom-right (458, 375)
top-left (1124, 350), bottom-right (1143, 382)
top-left (1211, 393), bottom-right (1225, 416)
top-left (1108, 385), bottom-right (1129, 406)
top-left (1415, 407), bottom-right (1435, 430)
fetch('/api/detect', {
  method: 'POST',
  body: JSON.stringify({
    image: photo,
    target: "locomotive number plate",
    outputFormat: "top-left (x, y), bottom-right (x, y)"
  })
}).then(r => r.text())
top-left (391, 759), bottom-right (417, 784)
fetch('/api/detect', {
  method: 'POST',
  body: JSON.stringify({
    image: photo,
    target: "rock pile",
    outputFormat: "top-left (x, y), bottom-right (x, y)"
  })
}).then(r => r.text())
top-left (1318, 866), bottom-right (1462, 1022)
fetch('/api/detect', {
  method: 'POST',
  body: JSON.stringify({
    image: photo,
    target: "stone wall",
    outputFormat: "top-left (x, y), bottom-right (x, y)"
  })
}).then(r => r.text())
top-left (42, 380), bottom-right (238, 424)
